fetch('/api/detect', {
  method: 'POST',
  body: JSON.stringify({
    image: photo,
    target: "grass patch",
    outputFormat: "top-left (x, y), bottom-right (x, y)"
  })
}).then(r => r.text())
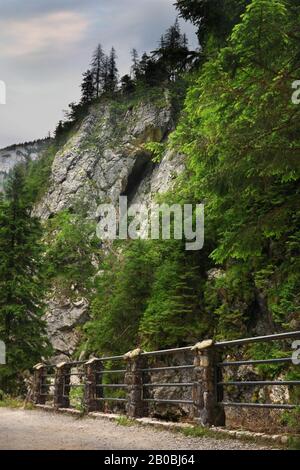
top-left (116, 416), bottom-right (136, 427)
top-left (288, 436), bottom-right (300, 450)
top-left (69, 386), bottom-right (85, 413)
top-left (0, 397), bottom-right (24, 409)
top-left (180, 426), bottom-right (225, 440)
top-left (0, 394), bottom-right (35, 410)
top-left (177, 425), bottom-right (282, 449)
top-left (282, 407), bottom-right (300, 434)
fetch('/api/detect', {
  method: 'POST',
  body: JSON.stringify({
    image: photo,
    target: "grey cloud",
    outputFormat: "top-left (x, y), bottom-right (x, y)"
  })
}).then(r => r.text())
top-left (0, 0), bottom-right (197, 148)
top-left (0, 0), bottom-right (100, 19)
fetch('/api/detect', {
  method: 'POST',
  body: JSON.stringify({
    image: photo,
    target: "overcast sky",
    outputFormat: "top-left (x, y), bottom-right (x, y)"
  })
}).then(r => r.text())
top-left (0, 0), bottom-right (198, 148)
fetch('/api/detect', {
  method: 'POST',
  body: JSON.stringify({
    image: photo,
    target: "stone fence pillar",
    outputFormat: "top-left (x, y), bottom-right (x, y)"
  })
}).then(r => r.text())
top-left (124, 348), bottom-right (148, 418)
top-left (191, 340), bottom-right (225, 427)
top-left (84, 358), bottom-right (103, 412)
top-left (32, 363), bottom-right (46, 405)
top-left (54, 362), bottom-right (72, 410)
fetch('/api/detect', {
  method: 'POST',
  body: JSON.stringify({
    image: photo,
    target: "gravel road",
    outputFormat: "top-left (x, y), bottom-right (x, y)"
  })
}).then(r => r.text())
top-left (0, 408), bottom-right (271, 450)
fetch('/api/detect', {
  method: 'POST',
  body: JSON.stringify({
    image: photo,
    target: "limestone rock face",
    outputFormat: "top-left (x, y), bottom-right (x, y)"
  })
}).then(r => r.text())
top-left (33, 96), bottom-right (185, 360)
top-left (44, 296), bottom-right (89, 364)
top-left (130, 148), bottom-right (185, 208)
top-left (35, 99), bottom-right (180, 219)
top-left (0, 140), bottom-right (50, 191)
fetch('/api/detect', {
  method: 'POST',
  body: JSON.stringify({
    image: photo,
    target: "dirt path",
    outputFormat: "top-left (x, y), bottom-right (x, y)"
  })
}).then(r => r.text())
top-left (0, 408), bottom-right (271, 450)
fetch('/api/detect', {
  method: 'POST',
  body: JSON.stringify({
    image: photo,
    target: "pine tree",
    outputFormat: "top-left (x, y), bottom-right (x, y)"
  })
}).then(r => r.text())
top-left (135, 52), bottom-right (164, 86)
top-left (120, 74), bottom-right (135, 95)
top-left (152, 19), bottom-right (191, 81)
top-left (139, 53), bottom-right (151, 76)
top-left (0, 166), bottom-right (49, 393)
top-left (105, 47), bottom-right (119, 93)
top-left (159, 35), bottom-right (166, 49)
top-left (100, 55), bottom-right (109, 92)
top-left (182, 33), bottom-right (188, 48)
top-left (131, 48), bottom-right (139, 79)
top-left (164, 18), bottom-right (182, 49)
top-left (81, 69), bottom-right (95, 104)
top-left (91, 44), bottom-right (105, 98)
top-left (54, 120), bottom-right (64, 140)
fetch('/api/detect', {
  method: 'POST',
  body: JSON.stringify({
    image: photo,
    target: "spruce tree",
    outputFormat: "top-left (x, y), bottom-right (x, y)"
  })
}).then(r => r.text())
top-left (139, 53), bottom-right (151, 76)
top-left (54, 120), bottom-right (64, 140)
top-left (0, 166), bottom-right (49, 393)
top-left (164, 18), bottom-right (182, 49)
top-left (120, 75), bottom-right (135, 95)
top-left (152, 19), bottom-right (191, 81)
top-left (101, 55), bottom-right (110, 92)
top-left (81, 69), bottom-right (95, 104)
top-left (91, 44), bottom-right (105, 98)
top-left (105, 47), bottom-right (119, 93)
top-left (131, 48), bottom-right (139, 79)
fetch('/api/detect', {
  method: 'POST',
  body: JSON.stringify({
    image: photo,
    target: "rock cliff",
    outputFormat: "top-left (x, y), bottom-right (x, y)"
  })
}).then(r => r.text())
top-left (35, 96), bottom-right (183, 220)
top-left (0, 139), bottom-right (51, 191)
top-left (32, 94), bottom-right (185, 361)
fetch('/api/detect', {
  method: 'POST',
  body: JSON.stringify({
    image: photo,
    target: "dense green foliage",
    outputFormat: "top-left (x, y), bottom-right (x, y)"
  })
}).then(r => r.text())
top-left (139, 241), bottom-right (208, 350)
top-left (0, 160), bottom-right (99, 394)
top-left (85, 239), bottom-right (209, 354)
top-left (83, 0), bottom-right (300, 355)
top-left (172, 0), bottom-right (300, 337)
top-left (176, 0), bottom-right (250, 48)
top-left (24, 143), bottom-right (58, 204)
top-left (85, 241), bottom-right (154, 355)
top-left (44, 211), bottom-right (99, 297)
top-left (1, 2), bottom-right (299, 412)
top-left (0, 167), bottom-right (50, 393)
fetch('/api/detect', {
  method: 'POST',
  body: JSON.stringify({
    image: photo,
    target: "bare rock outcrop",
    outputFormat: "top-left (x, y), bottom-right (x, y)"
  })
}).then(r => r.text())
top-left (34, 95), bottom-right (185, 359)
top-left (0, 139), bottom-right (50, 191)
